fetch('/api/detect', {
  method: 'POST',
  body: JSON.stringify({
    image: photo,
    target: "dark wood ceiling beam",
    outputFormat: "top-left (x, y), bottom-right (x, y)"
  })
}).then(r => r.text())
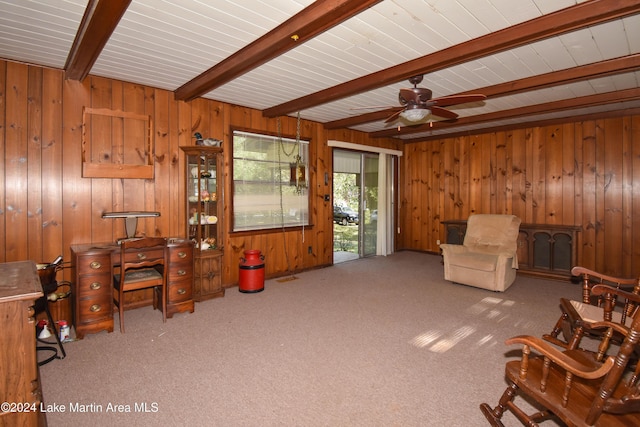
top-left (174, 0), bottom-right (382, 101)
top-left (264, 0), bottom-right (640, 118)
top-left (64, 0), bottom-right (131, 81)
top-left (324, 53), bottom-right (640, 129)
top-left (403, 107), bottom-right (640, 143)
top-left (370, 88), bottom-right (640, 138)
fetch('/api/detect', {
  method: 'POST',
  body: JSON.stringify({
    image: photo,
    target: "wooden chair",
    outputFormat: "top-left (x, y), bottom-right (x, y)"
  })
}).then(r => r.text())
top-left (543, 266), bottom-right (640, 350)
top-left (113, 237), bottom-right (167, 333)
top-left (480, 285), bottom-right (640, 427)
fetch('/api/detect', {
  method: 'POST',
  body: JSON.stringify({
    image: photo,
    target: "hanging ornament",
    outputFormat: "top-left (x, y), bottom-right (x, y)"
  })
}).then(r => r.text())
top-left (290, 154), bottom-right (306, 189)
top-left (288, 112), bottom-right (307, 194)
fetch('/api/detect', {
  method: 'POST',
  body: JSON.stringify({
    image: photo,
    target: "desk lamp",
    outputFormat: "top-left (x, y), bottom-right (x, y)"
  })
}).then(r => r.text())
top-left (102, 211), bottom-right (160, 241)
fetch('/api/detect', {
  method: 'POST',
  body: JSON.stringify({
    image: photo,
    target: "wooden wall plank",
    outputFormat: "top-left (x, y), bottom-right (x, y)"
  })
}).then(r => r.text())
top-left (632, 116), bottom-right (640, 274)
top-left (154, 88), bottom-right (171, 237)
top-left (495, 132), bottom-right (507, 214)
top-left (562, 123), bottom-right (576, 225)
top-left (531, 127), bottom-right (546, 224)
top-left (41, 68), bottom-right (64, 263)
top-left (0, 61), bottom-right (6, 261)
top-left (594, 120), bottom-right (606, 272)
top-left (545, 125), bottom-right (562, 224)
top-left (469, 135), bottom-right (482, 215)
top-left (621, 116), bottom-right (633, 276)
top-left (5, 62), bottom-right (29, 261)
top-left (511, 129), bottom-right (527, 221)
top-left (27, 66), bottom-right (43, 262)
top-left (90, 77), bottom-right (115, 243)
top-left (61, 78), bottom-right (91, 265)
top-left (603, 118), bottom-right (624, 276)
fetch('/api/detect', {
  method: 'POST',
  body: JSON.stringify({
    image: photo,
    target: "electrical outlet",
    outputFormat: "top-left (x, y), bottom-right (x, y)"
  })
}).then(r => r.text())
top-left (308, 246), bottom-right (312, 254)
top-left (436, 239), bottom-right (441, 245)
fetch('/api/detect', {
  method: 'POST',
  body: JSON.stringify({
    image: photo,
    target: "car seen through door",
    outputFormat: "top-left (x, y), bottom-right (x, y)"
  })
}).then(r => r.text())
top-left (333, 205), bottom-right (359, 226)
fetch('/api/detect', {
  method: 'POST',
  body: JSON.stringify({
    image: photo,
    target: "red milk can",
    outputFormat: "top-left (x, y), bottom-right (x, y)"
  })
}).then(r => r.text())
top-left (239, 250), bottom-right (265, 293)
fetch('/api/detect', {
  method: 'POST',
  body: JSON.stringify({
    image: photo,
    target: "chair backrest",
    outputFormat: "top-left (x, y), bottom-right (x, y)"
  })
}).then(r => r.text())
top-left (571, 266), bottom-right (640, 316)
top-left (586, 286), bottom-right (640, 423)
top-left (119, 237), bottom-right (167, 284)
top-left (463, 214), bottom-right (521, 253)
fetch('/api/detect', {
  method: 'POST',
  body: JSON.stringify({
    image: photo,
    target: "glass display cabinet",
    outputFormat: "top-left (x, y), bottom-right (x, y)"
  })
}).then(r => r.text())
top-left (180, 146), bottom-right (224, 300)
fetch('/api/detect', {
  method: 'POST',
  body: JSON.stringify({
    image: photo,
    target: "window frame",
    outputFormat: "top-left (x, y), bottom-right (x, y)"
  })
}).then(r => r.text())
top-left (230, 127), bottom-right (312, 234)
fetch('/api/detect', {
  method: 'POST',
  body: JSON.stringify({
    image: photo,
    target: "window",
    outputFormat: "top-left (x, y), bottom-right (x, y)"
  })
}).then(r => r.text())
top-left (232, 130), bottom-right (309, 232)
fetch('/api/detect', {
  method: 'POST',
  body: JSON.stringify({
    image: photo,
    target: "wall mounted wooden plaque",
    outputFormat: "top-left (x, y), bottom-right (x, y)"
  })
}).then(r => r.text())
top-left (82, 107), bottom-right (154, 179)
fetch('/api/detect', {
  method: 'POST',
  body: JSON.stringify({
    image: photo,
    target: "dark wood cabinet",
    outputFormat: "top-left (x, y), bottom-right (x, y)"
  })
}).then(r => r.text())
top-left (443, 220), bottom-right (581, 280)
top-left (181, 146), bottom-right (225, 301)
top-left (0, 261), bottom-right (46, 426)
top-left (194, 254), bottom-right (222, 300)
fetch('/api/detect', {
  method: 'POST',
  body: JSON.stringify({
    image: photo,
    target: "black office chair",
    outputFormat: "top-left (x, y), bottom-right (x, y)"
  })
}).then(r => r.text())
top-left (35, 263), bottom-right (67, 365)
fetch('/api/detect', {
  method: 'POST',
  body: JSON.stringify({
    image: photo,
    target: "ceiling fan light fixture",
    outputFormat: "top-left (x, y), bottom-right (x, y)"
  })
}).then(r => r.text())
top-left (399, 108), bottom-right (429, 122)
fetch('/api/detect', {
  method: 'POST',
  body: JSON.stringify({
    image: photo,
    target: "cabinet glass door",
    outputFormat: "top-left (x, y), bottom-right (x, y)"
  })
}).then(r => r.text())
top-left (187, 152), bottom-right (220, 251)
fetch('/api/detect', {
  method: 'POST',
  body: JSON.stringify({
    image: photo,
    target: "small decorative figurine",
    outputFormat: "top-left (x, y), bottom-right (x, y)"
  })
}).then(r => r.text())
top-left (194, 132), bottom-right (222, 147)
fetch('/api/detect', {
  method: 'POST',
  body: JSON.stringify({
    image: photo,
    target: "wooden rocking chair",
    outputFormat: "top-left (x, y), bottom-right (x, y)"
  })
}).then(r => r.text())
top-left (480, 285), bottom-right (640, 427)
top-left (543, 266), bottom-right (640, 350)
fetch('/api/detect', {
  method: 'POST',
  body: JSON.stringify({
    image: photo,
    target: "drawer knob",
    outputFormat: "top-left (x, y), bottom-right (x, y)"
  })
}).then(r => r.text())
top-left (90, 282), bottom-right (101, 290)
top-left (178, 251), bottom-right (187, 259)
top-left (177, 288), bottom-right (186, 295)
top-left (90, 261), bottom-right (101, 269)
top-left (89, 304), bottom-right (101, 312)
top-left (177, 269), bottom-right (186, 276)
top-left (137, 252), bottom-right (147, 260)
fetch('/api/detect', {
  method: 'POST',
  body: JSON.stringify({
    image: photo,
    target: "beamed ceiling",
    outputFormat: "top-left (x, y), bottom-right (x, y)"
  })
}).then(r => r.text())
top-left (1, 0), bottom-right (639, 142)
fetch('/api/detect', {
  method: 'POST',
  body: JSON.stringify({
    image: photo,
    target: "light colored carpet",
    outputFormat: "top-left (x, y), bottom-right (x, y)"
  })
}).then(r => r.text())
top-left (39, 251), bottom-right (575, 426)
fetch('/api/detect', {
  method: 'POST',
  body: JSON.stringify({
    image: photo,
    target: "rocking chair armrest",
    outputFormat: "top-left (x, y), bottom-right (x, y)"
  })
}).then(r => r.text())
top-left (506, 335), bottom-right (616, 380)
top-left (591, 284), bottom-right (640, 304)
top-left (571, 266), bottom-right (639, 288)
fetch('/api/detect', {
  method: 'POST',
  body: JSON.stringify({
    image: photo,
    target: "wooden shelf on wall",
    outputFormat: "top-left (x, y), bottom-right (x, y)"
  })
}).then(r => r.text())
top-left (82, 107), bottom-right (154, 179)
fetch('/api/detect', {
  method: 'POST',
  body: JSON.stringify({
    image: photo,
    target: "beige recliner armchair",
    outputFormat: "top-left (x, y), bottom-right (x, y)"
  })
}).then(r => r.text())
top-left (440, 214), bottom-right (522, 292)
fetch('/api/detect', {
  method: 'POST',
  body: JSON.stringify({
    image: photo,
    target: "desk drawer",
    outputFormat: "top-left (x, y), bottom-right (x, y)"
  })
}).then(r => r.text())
top-left (168, 263), bottom-right (192, 281)
top-left (77, 294), bottom-right (112, 324)
top-left (76, 274), bottom-right (111, 297)
top-left (121, 248), bottom-right (164, 264)
top-left (75, 253), bottom-right (111, 273)
top-left (168, 279), bottom-right (193, 303)
top-left (168, 245), bottom-right (193, 263)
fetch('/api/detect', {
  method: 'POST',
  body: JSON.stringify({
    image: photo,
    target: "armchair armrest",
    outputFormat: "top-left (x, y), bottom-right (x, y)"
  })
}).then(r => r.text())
top-left (439, 243), bottom-right (467, 254)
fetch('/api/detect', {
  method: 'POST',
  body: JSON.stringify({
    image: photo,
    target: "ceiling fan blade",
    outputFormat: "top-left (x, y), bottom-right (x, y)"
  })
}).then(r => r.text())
top-left (384, 109), bottom-right (404, 123)
top-left (430, 94), bottom-right (487, 107)
top-left (430, 106), bottom-right (458, 120)
top-left (350, 105), bottom-right (397, 110)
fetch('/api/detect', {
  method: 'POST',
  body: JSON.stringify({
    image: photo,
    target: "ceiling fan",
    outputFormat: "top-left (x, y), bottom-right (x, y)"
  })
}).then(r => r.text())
top-left (384, 75), bottom-right (487, 124)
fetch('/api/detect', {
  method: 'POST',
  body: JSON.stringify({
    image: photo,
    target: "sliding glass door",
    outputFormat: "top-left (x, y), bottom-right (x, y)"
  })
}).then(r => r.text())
top-left (333, 150), bottom-right (392, 262)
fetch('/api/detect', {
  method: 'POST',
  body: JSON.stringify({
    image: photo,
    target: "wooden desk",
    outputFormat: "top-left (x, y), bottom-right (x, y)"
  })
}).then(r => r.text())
top-left (0, 261), bottom-right (46, 426)
top-left (70, 238), bottom-right (194, 339)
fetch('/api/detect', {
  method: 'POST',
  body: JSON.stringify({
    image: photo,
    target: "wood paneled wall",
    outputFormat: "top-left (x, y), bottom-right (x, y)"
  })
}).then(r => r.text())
top-left (398, 116), bottom-right (640, 278)
top-left (0, 60), bottom-right (400, 286)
